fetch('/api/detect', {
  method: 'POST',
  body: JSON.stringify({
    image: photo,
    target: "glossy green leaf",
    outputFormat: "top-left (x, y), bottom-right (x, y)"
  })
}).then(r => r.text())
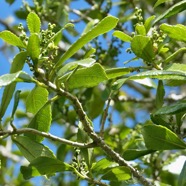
top-left (55, 16), bottom-right (118, 68)
top-left (60, 63), bottom-right (108, 89)
top-left (156, 80), bottom-right (165, 109)
top-left (164, 47), bottom-right (186, 63)
top-left (165, 63), bottom-right (186, 72)
top-left (13, 136), bottom-right (55, 162)
top-left (130, 70), bottom-right (186, 81)
top-left (27, 34), bottom-right (40, 62)
top-left (155, 100), bottom-right (186, 115)
top-left (154, 0), bottom-right (172, 8)
top-left (144, 15), bottom-right (156, 33)
top-left (105, 67), bottom-right (131, 79)
top-left (113, 30), bottom-right (132, 42)
top-left (160, 24), bottom-right (186, 43)
top-left (0, 30), bottom-right (25, 48)
top-left (91, 158), bottom-right (117, 174)
top-left (57, 58), bottom-right (96, 76)
top-left (0, 51), bottom-right (27, 119)
top-left (135, 24), bottom-right (146, 35)
top-left (30, 157), bottom-right (73, 175)
top-left (123, 149), bottom-right (155, 161)
top-left (25, 102), bottom-right (52, 142)
top-left (131, 35), bottom-right (155, 61)
top-left (26, 12), bottom-right (41, 33)
top-left (101, 166), bottom-right (131, 181)
top-left (133, 78), bottom-right (157, 89)
top-left (153, 0), bottom-right (186, 24)
top-left (178, 160), bottom-right (186, 186)
top-left (26, 86), bottom-right (48, 114)
top-left (0, 71), bottom-right (33, 87)
top-left (142, 124), bottom-right (186, 150)
top-left (21, 166), bottom-right (41, 180)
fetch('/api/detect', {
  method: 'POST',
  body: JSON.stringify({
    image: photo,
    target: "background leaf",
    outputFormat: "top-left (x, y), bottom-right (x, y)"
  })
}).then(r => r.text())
top-left (142, 124), bottom-right (186, 150)
top-left (13, 136), bottom-right (55, 162)
top-left (154, 0), bottom-right (172, 8)
top-left (178, 160), bottom-right (186, 186)
top-left (26, 12), bottom-right (41, 33)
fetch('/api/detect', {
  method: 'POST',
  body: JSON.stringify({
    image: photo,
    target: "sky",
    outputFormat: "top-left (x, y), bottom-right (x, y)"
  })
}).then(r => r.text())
top-left (0, 0), bottom-right (185, 185)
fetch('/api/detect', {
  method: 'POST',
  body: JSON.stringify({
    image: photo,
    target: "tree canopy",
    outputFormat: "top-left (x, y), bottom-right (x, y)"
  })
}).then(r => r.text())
top-left (0, 0), bottom-right (186, 185)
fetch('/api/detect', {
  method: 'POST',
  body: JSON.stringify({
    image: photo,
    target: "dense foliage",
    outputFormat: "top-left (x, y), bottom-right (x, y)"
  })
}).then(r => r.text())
top-left (0, 0), bottom-right (186, 185)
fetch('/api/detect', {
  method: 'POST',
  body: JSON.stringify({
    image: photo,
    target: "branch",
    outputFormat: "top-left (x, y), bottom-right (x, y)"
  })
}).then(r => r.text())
top-left (46, 81), bottom-right (155, 186)
top-left (0, 19), bottom-right (18, 35)
top-left (0, 128), bottom-right (96, 148)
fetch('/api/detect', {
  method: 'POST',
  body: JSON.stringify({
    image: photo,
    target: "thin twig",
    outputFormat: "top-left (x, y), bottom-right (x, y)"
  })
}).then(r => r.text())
top-left (0, 19), bottom-right (18, 34)
top-left (46, 80), bottom-right (155, 186)
top-left (0, 128), bottom-right (96, 148)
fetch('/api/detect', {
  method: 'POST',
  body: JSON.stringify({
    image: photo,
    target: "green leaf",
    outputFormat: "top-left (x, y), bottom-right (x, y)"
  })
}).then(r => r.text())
top-left (123, 149), bottom-right (155, 161)
top-left (57, 58), bottom-right (96, 76)
top-left (30, 157), bottom-right (73, 175)
top-left (154, 0), bottom-right (172, 8)
top-left (60, 63), bottom-right (108, 89)
top-left (27, 34), bottom-right (40, 62)
top-left (11, 90), bottom-right (21, 119)
top-left (25, 102), bottom-right (52, 142)
top-left (160, 24), bottom-right (186, 43)
top-left (165, 63), bottom-right (186, 73)
top-left (21, 166), bottom-right (41, 180)
top-left (141, 124), bottom-right (186, 150)
top-left (129, 70), bottom-right (186, 81)
top-left (91, 158), bottom-right (117, 174)
top-left (164, 47), bottom-right (186, 63)
top-left (13, 136), bottom-right (55, 162)
top-left (153, 0), bottom-right (186, 24)
top-left (144, 15), bottom-right (156, 33)
top-left (131, 35), bottom-right (155, 61)
top-left (55, 16), bottom-right (118, 68)
top-left (178, 160), bottom-right (186, 186)
top-left (0, 30), bottom-right (25, 48)
top-left (150, 114), bottom-right (171, 129)
top-left (155, 100), bottom-right (186, 115)
top-left (26, 12), bottom-right (41, 33)
top-left (156, 80), bottom-right (165, 109)
top-left (26, 86), bottom-right (48, 114)
top-left (105, 67), bottom-right (131, 79)
top-left (113, 30), bottom-right (132, 42)
top-left (0, 51), bottom-right (27, 119)
top-left (0, 71), bottom-right (33, 87)
top-left (101, 166), bottom-right (131, 181)
top-left (135, 24), bottom-right (146, 35)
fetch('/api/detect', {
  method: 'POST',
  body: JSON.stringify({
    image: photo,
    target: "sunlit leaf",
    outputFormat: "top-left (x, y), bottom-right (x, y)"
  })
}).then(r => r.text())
top-left (154, 0), bottom-right (172, 8)
top-left (142, 124), bottom-right (186, 150)
top-left (113, 30), bottom-right (132, 42)
top-left (26, 12), bottom-right (41, 33)
top-left (105, 67), bottom-right (131, 79)
top-left (144, 15), bottom-right (156, 33)
top-left (0, 30), bottom-right (25, 48)
top-left (135, 24), bottom-right (146, 35)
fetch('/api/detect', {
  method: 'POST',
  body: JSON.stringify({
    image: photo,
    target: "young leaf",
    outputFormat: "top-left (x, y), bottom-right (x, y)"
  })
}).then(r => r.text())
top-left (59, 63), bottom-right (108, 89)
top-left (26, 86), bottom-right (48, 114)
top-left (57, 58), bottom-right (96, 76)
top-left (113, 30), bottom-right (132, 42)
top-left (178, 160), bottom-right (186, 186)
top-left (0, 51), bottom-right (27, 119)
top-left (153, 0), bottom-right (186, 24)
top-left (154, 0), bottom-right (172, 8)
top-left (27, 34), bottom-right (40, 62)
top-left (155, 80), bottom-right (165, 109)
top-left (26, 12), bottom-right (41, 33)
top-left (160, 24), bottom-right (186, 43)
top-left (0, 30), bottom-right (25, 48)
top-left (131, 35), bottom-right (155, 62)
top-left (123, 149), bottom-right (155, 161)
top-left (135, 24), bottom-right (146, 35)
top-left (144, 15), bottom-right (156, 33)
top-left (141, 124), bottom-right (186, 150)
top-left (105, 67), bottom-right (131, 79)
top-left (154, 100), bottom-right (186, 115)
top-left (30, 157), bottom-right (73, 175)
top-left (13, 136), bottom-right (55, 162)
top-left (0, 71), bottom-right (33, 87)
top-left (55, 16), bottom-right (118, 68)
top-left (101, 166), bottom-right (131, 181)
top-left (25, 102), bottom-right (52, 142)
